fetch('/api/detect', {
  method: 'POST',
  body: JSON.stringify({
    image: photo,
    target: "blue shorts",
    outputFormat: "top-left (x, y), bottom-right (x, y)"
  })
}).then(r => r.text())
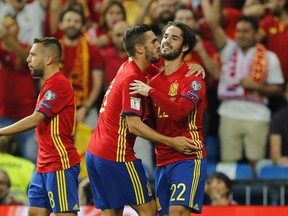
top-left (155, 158), bottom-right (207, 216)
top-left (28, 164), bottom-right (80, 213)
top-left (86, 151), bottom-right (153, 209)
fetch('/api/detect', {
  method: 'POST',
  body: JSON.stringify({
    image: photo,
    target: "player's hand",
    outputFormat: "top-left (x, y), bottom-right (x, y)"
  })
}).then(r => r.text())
top-left (185, 64), bottom-right (206, 79)
top-left (129, 80), bottom-right (152, 96)
top-left (170, 136), bottom-right (201, 155)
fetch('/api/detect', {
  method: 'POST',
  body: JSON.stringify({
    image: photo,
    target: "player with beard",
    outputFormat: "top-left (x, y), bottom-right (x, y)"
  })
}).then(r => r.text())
top-left (130, 22), bottom-right (207, 216)
top-left (0, 37), bottom-right (80, 216)
top-left (86, 24), bottom-right (200, 216)
top-left (58, 8), bottom-right (104, 124)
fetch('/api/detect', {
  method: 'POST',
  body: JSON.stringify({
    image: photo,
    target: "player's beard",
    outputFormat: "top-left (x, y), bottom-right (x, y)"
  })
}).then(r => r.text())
top-left (32, 68), bottom-right (44, 78)
top-left (145, 49), bottom-right (160, 64)
top-left (161, 44), bottom-right (182, 61)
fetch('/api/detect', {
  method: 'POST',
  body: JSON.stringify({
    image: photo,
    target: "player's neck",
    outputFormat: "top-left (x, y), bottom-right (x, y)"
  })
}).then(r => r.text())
top-left (132, 57), bottom-right (150, 73)
top-left (42, 66), bottom-right (59, 81)
top-left (164, 58), bottom-right (183, 75)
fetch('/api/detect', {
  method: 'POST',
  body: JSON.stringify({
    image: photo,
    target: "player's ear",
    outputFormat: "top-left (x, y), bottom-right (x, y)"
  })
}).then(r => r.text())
top-left (182, 44), bottom-right (189, 53)
top-left (135, 44), bottom-right (144, 54)
top-left (45, 55), bottom-right (53, 66)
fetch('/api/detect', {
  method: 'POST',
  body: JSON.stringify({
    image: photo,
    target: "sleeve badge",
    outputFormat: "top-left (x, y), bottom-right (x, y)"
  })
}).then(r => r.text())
top-left (191, 81), bottom-right (202, 91)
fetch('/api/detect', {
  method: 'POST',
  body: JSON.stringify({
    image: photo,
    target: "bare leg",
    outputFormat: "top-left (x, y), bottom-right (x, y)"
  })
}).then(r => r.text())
top-left (169, 205), bottom-right (190, 216)
top-left (131, 199), bottom-right (157, 216)
top-left (101, 208), bottom-right (124, 216)
top-left (28, 207), bottom-right (51, 216)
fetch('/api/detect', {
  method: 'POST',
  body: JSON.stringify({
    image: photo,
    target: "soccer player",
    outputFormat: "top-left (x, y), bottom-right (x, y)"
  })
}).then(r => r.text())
top-left (0, 37), bottom-right (80, 216)
top-left (130, 22), bottom-right (208, 216)
top-left (86, 24), bottom-right (200, 216)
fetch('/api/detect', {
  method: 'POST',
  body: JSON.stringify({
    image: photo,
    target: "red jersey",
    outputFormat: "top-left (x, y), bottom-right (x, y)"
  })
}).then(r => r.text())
top-left (0, 43), bottom-right (36, 120)
top-left (149, 63), bottom-right (207, 167)
top-left (102, 47), bottom-right (128, 86)
top-left (35, 72), bottom-right (80, 173)
top-left (87, 60), bottom-right (156, 162)
top-left (259, 15), bottom-right (288, 81)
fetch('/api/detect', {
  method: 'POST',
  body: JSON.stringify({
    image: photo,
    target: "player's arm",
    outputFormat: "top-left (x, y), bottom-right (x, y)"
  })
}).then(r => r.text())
top-left (125, 115), bottom-right (200, 154)
top-left (130, 80), bottom-right (202, 121)
top-left (0, 111), bottom-right (45, 135)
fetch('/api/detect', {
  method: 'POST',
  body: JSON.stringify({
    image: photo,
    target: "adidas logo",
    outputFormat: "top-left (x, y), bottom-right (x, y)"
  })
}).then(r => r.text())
top-left (193, 203), bottom-right (199, 210)
top-left (73, 204), bottom-right (79, 210)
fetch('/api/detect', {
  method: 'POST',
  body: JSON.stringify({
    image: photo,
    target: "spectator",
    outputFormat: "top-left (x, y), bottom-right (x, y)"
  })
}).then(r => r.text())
top-left (0, 135), bottom-right (35, 204)
top-left (102, 20), bottom-right (129, 87)
top-left (0, 169), bottom-right (23, 205)
top-left (202, 0), bottom-right (284, 175)
top-left (259, 0), bottom-right (288, 112)
top-left (46, 0), bottom-right (87, 38)
top-left (58, 7), bottom-right (104, 126)
top-left (0, 13), bottom-right (38, 163)
top-left (150, 0), bottom-right (178, 39)
top-left (269, 83), bottom-right (288, 166)
top-left (205, 172), bottom-right (238, 206)
top-left (85, 0), bottom-right (126, 49)
top-left (0, 0), bottom-right (48, 45)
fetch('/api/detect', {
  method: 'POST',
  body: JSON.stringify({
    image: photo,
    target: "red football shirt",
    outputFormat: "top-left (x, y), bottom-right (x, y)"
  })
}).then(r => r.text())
top-left (259, 15), bottom-right (288, 81)
top-left (149, 63), bottom-right (207, 167)
top-left (102, 47), bottom-right (128, 86)
top-left (87, 60), bottom-right (153, 162)
top-left (35, 72), bottom-right (80, 173)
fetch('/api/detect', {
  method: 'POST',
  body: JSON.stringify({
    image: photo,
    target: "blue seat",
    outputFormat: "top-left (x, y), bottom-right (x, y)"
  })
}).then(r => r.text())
top-left (205, 136), bottom-right (220, 164)
top-left (206, 162), bottom-right (253, 180)
top-left (258, 165), bottom-right (288, 179)
top-left (235, 163), bottom-right (253, 179)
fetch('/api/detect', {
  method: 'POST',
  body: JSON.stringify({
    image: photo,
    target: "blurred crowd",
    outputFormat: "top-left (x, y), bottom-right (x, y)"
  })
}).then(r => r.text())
top-left (1, 0), bottom-right (288, 206)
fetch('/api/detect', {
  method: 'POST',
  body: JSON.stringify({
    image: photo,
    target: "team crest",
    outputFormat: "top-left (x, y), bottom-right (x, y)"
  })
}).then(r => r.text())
top-left (168, 83), bottom-right (179, 96)
top-left (44, 90), bottom-right (56, 100)
top-left (191, 81), bottom-right (202, 91)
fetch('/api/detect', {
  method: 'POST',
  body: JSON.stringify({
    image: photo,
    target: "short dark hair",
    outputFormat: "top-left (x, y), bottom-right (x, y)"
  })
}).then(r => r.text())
top-left (162, 21), bottom-right (196, 57)
top-left (208, 172), bottom-right (232, 196)
top-left (60, 7), bottom-right (85, 25)
top-left (237, 16), bottom-right (259, 32)
top-left (123, 24), bottom-right (152, 57)
top-left (34, 37), bottom-right (62, 62)
top-left (99, 0), bottom-right (126, 30)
